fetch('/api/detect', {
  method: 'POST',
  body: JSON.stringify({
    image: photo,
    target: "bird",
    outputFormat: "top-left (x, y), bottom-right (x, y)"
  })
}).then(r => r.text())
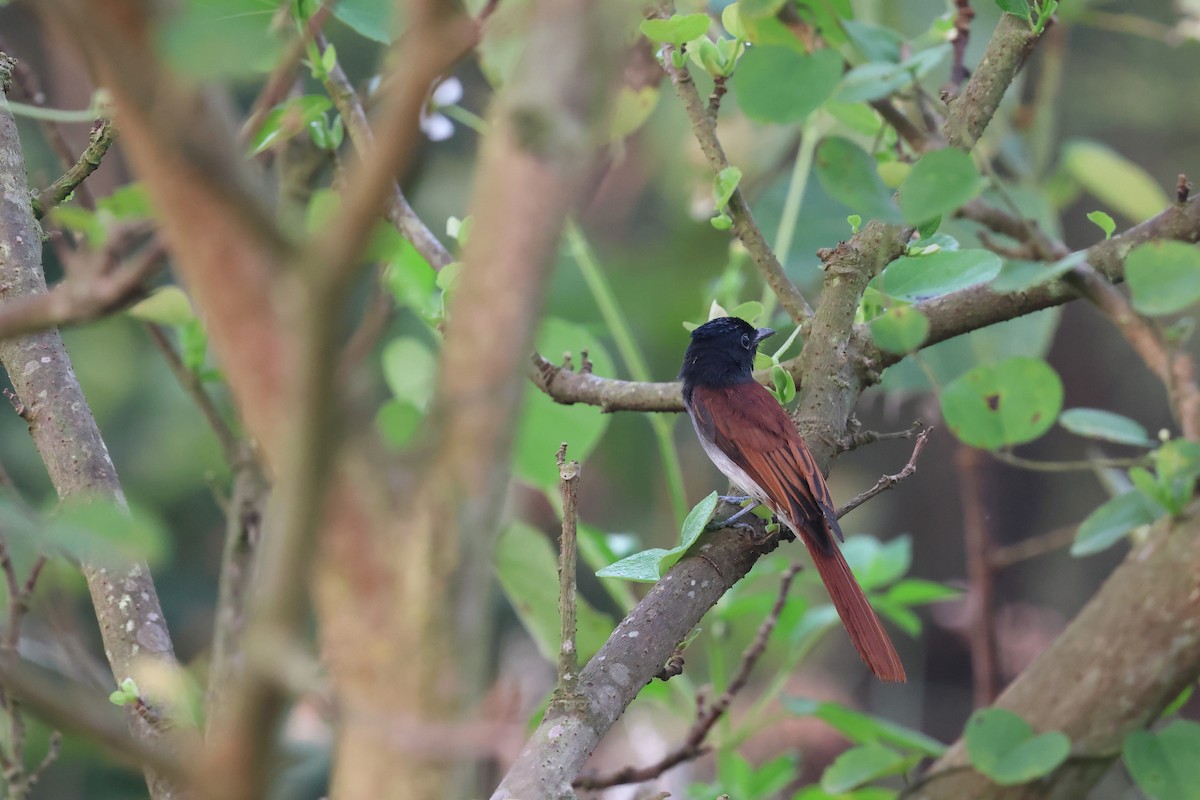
top-left (680, 316), bottom-right (906, 682)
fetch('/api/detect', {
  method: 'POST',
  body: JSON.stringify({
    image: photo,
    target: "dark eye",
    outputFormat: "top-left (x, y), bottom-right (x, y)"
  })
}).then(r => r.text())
top-left (740, 334), bottom-right (751, 349)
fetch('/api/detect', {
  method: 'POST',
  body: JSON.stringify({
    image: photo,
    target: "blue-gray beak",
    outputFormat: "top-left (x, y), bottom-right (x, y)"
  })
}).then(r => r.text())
top-left (753, 327), bottom-right (776, 345)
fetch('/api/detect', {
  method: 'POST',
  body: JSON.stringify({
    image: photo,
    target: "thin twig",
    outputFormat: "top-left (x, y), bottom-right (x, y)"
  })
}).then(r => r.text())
top-left (656, 6), bottom-right (813, 326)
top-left (0, 237), bottom-right (167, 341)
top-left (31, 118), bottom-right (116, 219)
top-left (948, 0), bottom-right (976, 93)
top-left (239, 5), bottom-right (332, 148)
top-left (988, 449), bottom-right (1149, 473)
top-left (0, 38), bottom-right (96, 211)
top-left (840, 420), bottom-right (925, 453)
top-left (575, 563), bottom-right (803, 790)
top-left (836, 427), bottom-right (932, 518)
top-left (957, 446), bottom-right (998, 706)
top-left (144, 322), bottom-right (241, 466)
top-left (553, 444), bottom-right (581, 701)
top-left (989, 525), bottom-right (1077, 569)
top-left (312, 29), bottom-right (453, 270)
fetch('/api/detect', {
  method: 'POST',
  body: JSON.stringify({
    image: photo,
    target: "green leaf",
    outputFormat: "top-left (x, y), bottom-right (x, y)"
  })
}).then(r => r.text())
top-left (1059, 408), bottom-right (1155, 447)
top-left (126, 287), bottom-right (196, 326)
top-left (495, 522), bottom-right (614, 661)
top-left (728, 300), bottom-right (764, 325)
top-left (989, 252), bottom-right (1083, 294)
top-left (842, 19), bottom-right (903, 63)
top-left (738, 0), bottom-right (787, 20)
top-left (965, 708), bottom-right (1070, 785)
top-left (1124, 721), bottom-right (1200, 800)
top-left (877, 250), bottom-right (1002, 301)
top-left (869, 305), bottom-right (929, 354)
top-left (374, 227), bottom-right (438, 320)
top-left (732, 47), bottom-right (842, 123)
top-left (1087, 210), bottom-right (1116, 239)
top-left (598, 493), bottom-right (719, 581)
top-left (1071, 490), bottom-right (1162, 556)
top-left (721, 4), bottom-right (747, 39)
top-left (1125, 241), bottom-right (1200, 316)
top-left (1062, 140), bottom-right (1171, 223)
top-left (608, 85), bottom-right (660, 140)
top-left (883, 579), bottom-right (961, 607)
top-left (994, 0), bottom-right (1031, 19)
top-left (46, 500), bottom-right (169, 567)
top-left (640, 13), bottom-right (710, 45)
top-left (380, 337), bottom-right (437, 409)
top-left (376, 399), bottom-right (424, 449)
top-left (941, 357), bottom-right (1063, 450)
top-left (815, 137), bottom-right (901, 223)
top-left (678, 492), bottom-right (719, 553)
top-left (713, 166), bottom-right (743, 210)
top-left (595, 546), bottom-right (673, 582)
top-left (786, 697), bottom-right (948, 757)
top-left (771, 364), bottom-right (796, 404)
top-left (159, 0), bottom-right (281, 79)
top-left (899, 149), bottom-right (986, 225)
top-left (834, 45), bottom-right (950, 104)
top-left (821, 743), bottom-right (908, 794)
top-left (858, 535), bottom-right (911, 591)
top-left (1163, 685), bottom-right (1194, 718)
top-left (514, 319), bottom-right (614, 492)
top-left (332, 0), bottom-right (397, 43)
top-left (251, 95), bottom-right (332, 154)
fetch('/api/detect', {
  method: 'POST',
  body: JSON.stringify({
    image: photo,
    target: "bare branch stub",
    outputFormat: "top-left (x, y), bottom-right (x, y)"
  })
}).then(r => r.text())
top-left (552, 444), bottom-right (582, 703)
top-left (836, 427), bottom-right (933, 518)
top-left (948, 0), bottom-right (976, 93)
top-left (575, 563), bottom-right (803, 790)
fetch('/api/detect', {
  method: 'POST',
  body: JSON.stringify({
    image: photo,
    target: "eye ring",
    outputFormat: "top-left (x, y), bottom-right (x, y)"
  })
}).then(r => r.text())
top-left (740, 333), bottom-right (751, 349)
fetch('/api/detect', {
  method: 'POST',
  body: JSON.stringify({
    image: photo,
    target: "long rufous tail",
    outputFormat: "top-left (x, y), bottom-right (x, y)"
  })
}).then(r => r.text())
top-left (802, 534), bottom-right (907, 683)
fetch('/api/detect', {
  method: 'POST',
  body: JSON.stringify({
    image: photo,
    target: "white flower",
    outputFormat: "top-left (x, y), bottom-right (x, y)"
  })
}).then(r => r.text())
top-left (419, 77), bottom-right (463, 142)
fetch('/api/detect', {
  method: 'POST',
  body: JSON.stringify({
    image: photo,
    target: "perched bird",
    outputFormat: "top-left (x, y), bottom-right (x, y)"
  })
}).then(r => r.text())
top-left (680, 316), bottom-right (906, 682)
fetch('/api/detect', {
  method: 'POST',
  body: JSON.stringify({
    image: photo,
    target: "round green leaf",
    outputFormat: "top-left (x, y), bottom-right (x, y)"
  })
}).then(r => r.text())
top-left (1124, 721), bottom-right (1200, 800)
top-left (381, 337), bottom-right (437, 409)
top-left (965, 709), bottom-right (1070, 785)
top-left (732, 47), bottom-right (842, 123)
top-left (126, 286), bottom-right (196, 326)
top-left (1059, 408), bottom-right (1155, 446)
top-left (639, 13), bottom-right (710, 45)
top-left (869, 305), bottom-right (929, 354)
top-left (821, 743), bottom-right (907, 794)
top-left (878, 250), bottom-right (1002, 301)
top-left (376, 399), bottom-right (424, 449)
top-left (899, 148), bottom-right (986, 225)
top-left (815, 137), bottom-right (901, 222)
top-left (1071, 491), bottom-right (1161, 557)
top-left (941, 357), bottom-right (1063, 450)
top-left (1125, 241), bottom-right (1200, 316)
top-left (515, 318), bottom-right (614, 492)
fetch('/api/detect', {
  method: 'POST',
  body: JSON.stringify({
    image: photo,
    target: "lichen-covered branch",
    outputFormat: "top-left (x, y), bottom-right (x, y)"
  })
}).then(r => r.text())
top-left (0, 54), bottom-right (182, 800)
top-left (31, 117), bottom-right (116, 219)
top-left (943, 12), bottom-right (1041, 149)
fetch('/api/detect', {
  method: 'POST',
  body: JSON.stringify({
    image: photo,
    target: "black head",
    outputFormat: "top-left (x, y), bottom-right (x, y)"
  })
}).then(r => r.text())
top-left (679, 316), bottom-right (776, 401)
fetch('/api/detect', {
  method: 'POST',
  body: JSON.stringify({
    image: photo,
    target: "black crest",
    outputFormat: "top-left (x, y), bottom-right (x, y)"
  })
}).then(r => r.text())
top-left (679, 317), bottom-right (775, 402)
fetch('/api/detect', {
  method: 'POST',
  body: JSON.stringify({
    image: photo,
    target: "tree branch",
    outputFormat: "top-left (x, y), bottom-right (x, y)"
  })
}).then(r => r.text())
top-left (658, 13), bottom-right (813, 325)
top-left (0, 56), bottom-right (183, 799)
top-left (943, 12), bottom-right (1042, 149)
top-left (31, 117), bottom-right (116, 219)
top-left (909, 507), bottom-right (1200, 800)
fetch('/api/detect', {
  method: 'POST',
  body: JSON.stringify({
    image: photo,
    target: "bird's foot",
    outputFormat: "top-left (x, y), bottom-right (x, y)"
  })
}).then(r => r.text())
top-left (705, 499), bottom-right (761, 531)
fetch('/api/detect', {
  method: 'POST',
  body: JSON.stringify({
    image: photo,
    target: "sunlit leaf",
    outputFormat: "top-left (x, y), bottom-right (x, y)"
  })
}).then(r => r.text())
top-left (1125, 241), bottom-right (1200, 316)
top-left (733, 47), bottom-right (842, 123)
